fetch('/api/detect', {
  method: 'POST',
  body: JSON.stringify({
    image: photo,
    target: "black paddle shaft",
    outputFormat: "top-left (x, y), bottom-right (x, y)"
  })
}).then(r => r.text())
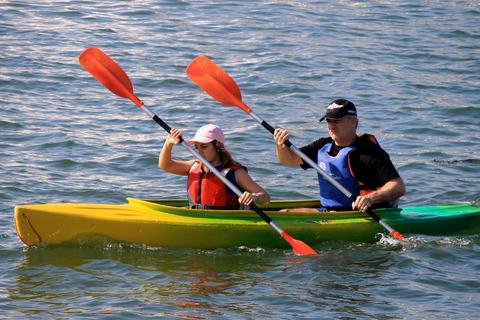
top-left (152, 115), bottom-right (172, 134)
top-left (260, 121), bottom-right (292, 148)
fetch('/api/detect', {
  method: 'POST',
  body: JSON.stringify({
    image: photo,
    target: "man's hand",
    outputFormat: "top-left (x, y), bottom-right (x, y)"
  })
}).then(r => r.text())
top-left (352, 195), bottom-right (374, 212)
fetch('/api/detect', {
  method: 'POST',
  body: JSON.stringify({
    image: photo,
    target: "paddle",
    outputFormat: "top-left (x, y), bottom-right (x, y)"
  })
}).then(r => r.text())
top-left (78, 47), bottom-right (317, 255)
top-left (186, 56), bottom-right (405, 241)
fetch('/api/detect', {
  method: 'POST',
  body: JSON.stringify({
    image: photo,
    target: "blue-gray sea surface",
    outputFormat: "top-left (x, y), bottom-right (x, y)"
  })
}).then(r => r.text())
top-left (1, 1), bottom-right (479, 319)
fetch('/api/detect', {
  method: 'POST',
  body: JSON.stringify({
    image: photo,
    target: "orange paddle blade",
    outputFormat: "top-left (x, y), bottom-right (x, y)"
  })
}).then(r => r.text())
top-left (79, 47), bottom-right (143, 107)
top-left (281, 231), bottom-right (317, 256)
top-left (186, 56), bottom-right (251, 112)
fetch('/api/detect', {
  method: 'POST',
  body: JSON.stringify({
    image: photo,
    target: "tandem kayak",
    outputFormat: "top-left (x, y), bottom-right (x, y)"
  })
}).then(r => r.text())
top-left (14, 198), bottom-right (480, 249)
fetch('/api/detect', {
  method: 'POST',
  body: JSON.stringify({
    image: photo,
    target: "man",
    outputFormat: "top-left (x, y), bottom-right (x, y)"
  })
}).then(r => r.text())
top-left (273, 99), bottom-right (405, 212)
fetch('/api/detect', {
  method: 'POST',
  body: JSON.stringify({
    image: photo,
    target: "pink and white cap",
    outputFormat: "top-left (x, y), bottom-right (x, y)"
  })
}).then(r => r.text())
top-left (188, 124), bottom-right (225, 145)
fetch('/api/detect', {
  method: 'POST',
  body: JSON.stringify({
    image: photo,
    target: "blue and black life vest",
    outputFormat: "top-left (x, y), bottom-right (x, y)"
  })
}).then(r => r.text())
top-left (317, 134), bottom-right (381, 209)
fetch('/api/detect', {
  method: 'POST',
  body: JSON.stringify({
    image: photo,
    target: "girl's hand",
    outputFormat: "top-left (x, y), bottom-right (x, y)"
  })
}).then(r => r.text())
top-left (168, 128), bottom-right (182, 145)
top-left (238, 192), bottom-right (260, 206)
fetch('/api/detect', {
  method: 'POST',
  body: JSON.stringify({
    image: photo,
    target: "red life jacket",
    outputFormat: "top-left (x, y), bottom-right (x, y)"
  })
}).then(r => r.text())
top-left (187, 161), bottom-right (247, 210)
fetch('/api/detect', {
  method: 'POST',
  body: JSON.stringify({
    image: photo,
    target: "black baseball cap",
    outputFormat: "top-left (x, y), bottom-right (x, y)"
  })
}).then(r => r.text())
top-left (319, 99), bottom-right (357, 122)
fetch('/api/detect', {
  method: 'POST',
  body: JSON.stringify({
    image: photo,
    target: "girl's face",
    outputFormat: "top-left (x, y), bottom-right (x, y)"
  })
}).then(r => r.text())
top-left (194, 142), bottom-right (221, 166)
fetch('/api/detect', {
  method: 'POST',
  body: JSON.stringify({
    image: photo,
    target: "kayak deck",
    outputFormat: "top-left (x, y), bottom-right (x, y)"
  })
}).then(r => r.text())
top-left (14, 198), bottom-right (480, 249)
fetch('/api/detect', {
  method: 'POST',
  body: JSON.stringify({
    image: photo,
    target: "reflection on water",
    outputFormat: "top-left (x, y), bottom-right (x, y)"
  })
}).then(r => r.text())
top-left (8, 235), bottom-right (478, 318)
top-left (12, 245), bottom-right (285, 317)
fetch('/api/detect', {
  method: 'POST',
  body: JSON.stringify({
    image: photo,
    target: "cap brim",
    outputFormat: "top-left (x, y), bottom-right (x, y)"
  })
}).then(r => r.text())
top-left (319, 114), bottom-right (353, 122)
top-left (188, 138), bottom-right (215, 145)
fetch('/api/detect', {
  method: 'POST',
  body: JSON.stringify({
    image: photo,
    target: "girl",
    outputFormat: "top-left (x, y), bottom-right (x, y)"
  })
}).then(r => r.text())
top-left (159, 124), bottom-right (270, 209)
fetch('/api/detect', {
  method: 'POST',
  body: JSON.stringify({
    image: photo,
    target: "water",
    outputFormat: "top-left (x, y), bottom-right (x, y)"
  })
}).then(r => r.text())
top-left (1, 0), bottom-right (480, 318)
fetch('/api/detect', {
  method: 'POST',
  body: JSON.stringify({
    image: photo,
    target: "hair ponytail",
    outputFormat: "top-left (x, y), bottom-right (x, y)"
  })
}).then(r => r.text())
top-left (212, 140), bottom-right (242, 167)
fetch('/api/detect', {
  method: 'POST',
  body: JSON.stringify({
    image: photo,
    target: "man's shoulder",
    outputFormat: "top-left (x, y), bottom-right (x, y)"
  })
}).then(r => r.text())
top-left (352, 134), bottom-right (391, 160)
top-left (307, 137), bottom-right (333, 150)
top-left (299, 137), bottom-right (332, 169)
top-left (355, 134), bottom-right (384, 149)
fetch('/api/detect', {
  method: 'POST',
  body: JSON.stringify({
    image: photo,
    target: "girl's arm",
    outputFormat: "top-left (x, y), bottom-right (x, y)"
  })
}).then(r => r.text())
top-left (158, 128), bottom-right (194, 176)
top-left (235, 168), bottom-right (271, 205)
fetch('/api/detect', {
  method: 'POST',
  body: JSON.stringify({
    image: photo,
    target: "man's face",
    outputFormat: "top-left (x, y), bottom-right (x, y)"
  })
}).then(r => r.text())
top-left (326, 116), bottom-right (357, 145)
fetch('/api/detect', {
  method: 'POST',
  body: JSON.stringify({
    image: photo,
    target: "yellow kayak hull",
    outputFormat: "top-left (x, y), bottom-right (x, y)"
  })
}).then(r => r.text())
top-left (14, 198), bottom-right (480, 249)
